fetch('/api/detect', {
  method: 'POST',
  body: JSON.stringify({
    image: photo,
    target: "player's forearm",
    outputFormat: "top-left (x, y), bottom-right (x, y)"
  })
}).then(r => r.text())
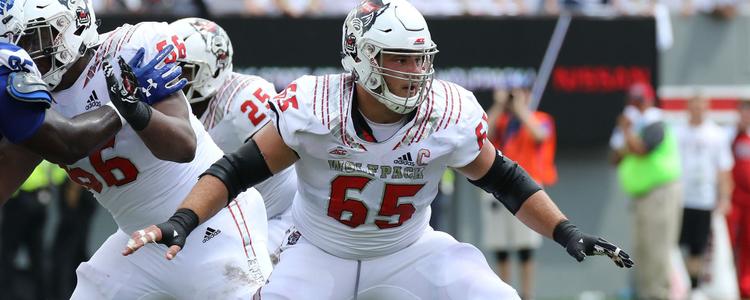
top-left (136, 110), bottom-right (196, 162)
top-left (25, 107), bottom-right (121, 164)
top-left (136, 97), bottom-right (197, 163)
top-left (178, 175), bottom-right (229, 224)
top-left (515, 190), bottom-right (567, 239)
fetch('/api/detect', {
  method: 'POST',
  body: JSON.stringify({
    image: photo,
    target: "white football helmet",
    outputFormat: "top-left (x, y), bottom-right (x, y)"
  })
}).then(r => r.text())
top-left (16, 0), bottom-right (98, 88)
top-left (0, 0), bottom-right (27, 44)
top-left (341, 0), bottom-right (438, 114)
top-left (169, 18), bottom-right (233, 103)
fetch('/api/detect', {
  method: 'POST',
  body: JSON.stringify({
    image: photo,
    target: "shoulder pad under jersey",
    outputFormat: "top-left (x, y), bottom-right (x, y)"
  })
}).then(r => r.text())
top-left (6, 72), bottom-right (52, 108)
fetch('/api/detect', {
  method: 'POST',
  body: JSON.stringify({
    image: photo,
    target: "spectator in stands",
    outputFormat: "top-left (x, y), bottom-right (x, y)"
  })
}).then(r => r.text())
top-left (274, 0), bottom-right (320, 17)
top-left (94, 0), bottom-right (205, 16)
top-left (409, 0), bottom-right (466, 16)
top-left (482, 87), bottom-right (558, 300)
top-left (729, 100), bottom-right (750, 300)
top-left (674, 95), bottom-right (733, 293)
top-left (544, 0), bottom-right (617, 15)
top-left (240, 0), bottom-right (282, 16)
top-left (610, 81), bottom-right (682, 300)
top-left (462, 0), bottom-right (539, 16)
top-left (202, 0), bottom-right (266, 16)
top-left (316, 0), bottom-right (358, 16)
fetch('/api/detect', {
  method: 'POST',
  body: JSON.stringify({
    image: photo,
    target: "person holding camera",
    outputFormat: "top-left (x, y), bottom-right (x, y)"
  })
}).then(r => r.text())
top-left (482, 87), bottom-right (558, 300)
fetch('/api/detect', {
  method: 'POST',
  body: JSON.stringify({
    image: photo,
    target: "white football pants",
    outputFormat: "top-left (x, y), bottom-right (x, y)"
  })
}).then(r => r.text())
top-left (71, 190), bottom-right (271, 300)
top-left (257, 228), bottom-right (520, 300)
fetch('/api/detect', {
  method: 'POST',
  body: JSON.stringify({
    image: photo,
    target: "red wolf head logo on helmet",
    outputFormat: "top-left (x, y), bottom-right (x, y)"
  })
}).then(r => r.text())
top-left (355, 0), bottom-right (389, 33)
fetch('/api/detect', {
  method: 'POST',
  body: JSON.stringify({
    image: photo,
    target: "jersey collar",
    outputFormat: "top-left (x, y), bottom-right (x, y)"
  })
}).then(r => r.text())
top-left (350, 92), bottom-right (417, 143)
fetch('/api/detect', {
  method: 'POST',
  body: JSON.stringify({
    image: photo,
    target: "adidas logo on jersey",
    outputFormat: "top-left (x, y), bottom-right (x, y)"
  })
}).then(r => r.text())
top-left (203, 227), bottom-right (221, 243)
top-left (84, 90), bottom-right (101, 111)
top-left (393, 152), bottom-right (415, 166)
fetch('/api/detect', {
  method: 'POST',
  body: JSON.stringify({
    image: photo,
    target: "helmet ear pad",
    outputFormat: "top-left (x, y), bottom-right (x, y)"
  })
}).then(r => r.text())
top-left (340, 0), bottom-right (438, 114)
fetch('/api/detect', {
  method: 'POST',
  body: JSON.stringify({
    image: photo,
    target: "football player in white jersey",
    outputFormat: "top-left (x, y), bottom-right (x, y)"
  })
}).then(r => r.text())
top-left (0, 0), bottom-right (137, 204)
top-left (169, 18), bottom-right (297, 257)
top-left (127, 0), bottom-right (634, 299)
top-left (12, 0), bottom-right (272, 298)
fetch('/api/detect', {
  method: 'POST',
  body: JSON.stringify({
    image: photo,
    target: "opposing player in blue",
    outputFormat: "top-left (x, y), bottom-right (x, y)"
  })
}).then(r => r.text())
top-left (0, 0), bottom-right (185, 204)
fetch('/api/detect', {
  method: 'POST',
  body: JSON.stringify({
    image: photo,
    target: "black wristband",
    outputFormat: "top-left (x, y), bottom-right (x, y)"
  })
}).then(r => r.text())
top-left (155, 208), bottom-right (199, 247)
top-left (122, 101), bottom-right (152, 131)
top-left (553, 220), bottom-right (581, 248)
top-left (170, 208), bottom-right (199, 235)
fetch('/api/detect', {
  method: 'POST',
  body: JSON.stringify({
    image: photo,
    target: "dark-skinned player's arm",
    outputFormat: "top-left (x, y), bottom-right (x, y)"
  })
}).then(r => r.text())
top-left (104, 45), bottom-right (194, 163)
top-left (0, 46), bottom-right (187, 204)
top-left (457, 141), bottom-right (634, 268)
top-left (135, 90), bottom-right (195, 163)
top-left (121, 122), bottom-right (298, 259)
top-left (0, 63), bottom-right (122, 165)
top-left (0, 107), bottom-right (121, 204)
top-left (0, 65), bottom-right (120, 204)
top-left (21, 107), bottom-right (121, 165)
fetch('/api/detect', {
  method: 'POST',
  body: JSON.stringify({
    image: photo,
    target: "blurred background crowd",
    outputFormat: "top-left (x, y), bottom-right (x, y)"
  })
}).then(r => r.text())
top-left (93, 0), bottom-right (748, 19)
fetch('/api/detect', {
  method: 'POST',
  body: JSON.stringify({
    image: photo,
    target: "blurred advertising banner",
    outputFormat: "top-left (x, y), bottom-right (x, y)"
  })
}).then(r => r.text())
top-left (100, 16), bottom-right (656, 147)
top-left (659, 85), bottom-right (750, 125)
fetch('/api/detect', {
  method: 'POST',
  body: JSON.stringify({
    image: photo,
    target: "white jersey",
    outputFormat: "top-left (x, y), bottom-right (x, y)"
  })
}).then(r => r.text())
top-left (269, 74), bottom-right (488, 259)
top-left (50, 22), bottom-right (225, 233)
top-left (199, 72), bottom-right (297, 218)
top-left (675, 120), bottom-right (734, 210)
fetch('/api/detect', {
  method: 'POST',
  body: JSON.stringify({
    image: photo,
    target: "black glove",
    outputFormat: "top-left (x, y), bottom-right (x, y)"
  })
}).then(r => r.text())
top-left (154, 208), bottom-right (199, 249)
top-left (103, 57), bottom-right (153, 131)
top-left (553, 220), bottom-right (634, 268)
